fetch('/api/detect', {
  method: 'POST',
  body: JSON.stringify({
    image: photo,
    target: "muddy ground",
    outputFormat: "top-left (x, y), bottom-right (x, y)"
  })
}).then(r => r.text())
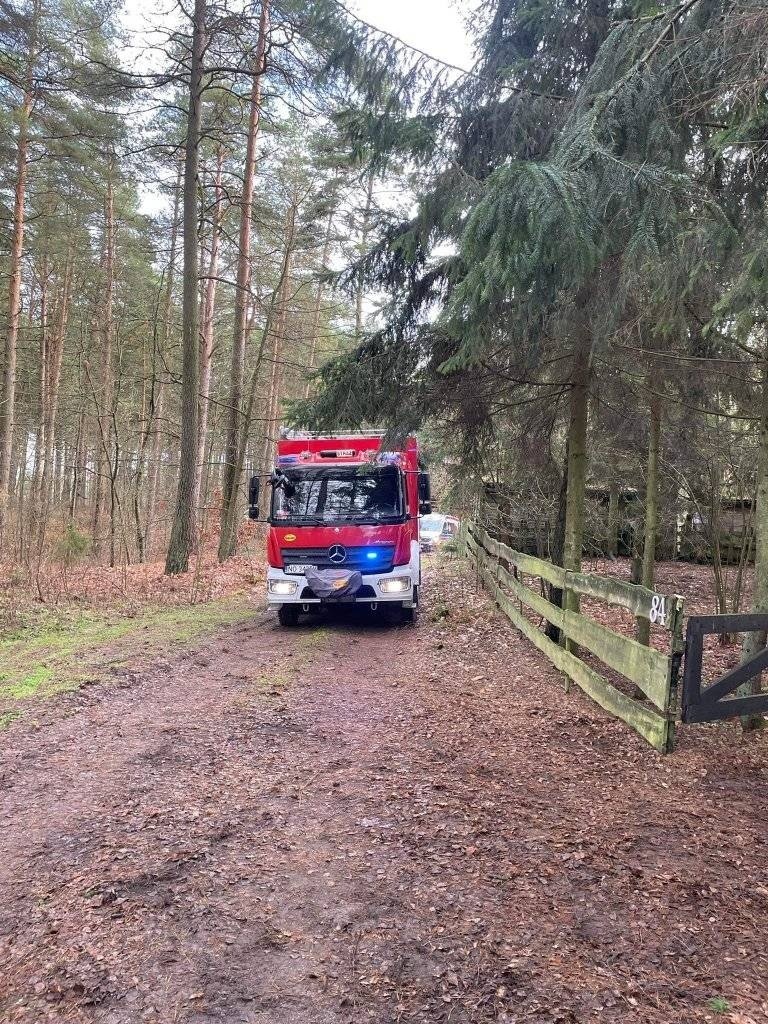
top-left (1, 558), bottom-right (767, 1023)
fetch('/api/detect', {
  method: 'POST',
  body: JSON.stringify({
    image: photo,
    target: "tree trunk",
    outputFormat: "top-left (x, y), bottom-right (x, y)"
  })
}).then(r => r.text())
top-left (355, 171), bottom-right (374, 341)
top-left (53, 442), bottom-right (64, 508)
top-left (14, 427), bottom-right (28, 560)
top-left (218, 0), bottom-right (270, 562)
top-left (165, 0), bottom-right (207, 575)
top-left (70, 406), bottom-right (87, 518)
top-left (143, 162), bottom-right (182, 561)
top-left (563, 332), bottom-right (591, 585)
top-left (108, 383), bottom-right (127, 568)
top-left (304, 209), bottom-right (334, 398)
top-left (607, 480), bottom-right (619, 558)
top-left (134, 276), bottom-right (164, 562)
top-left (545, 443), bottom-right (569, 642)
top-left (263, 284), bottom-right (290, 458)
top-left (562, 324), bottom-right (592, 657)
top-left (739, 341), bottom-right (768, 731)
top-left (0, 32), bottom-right (35, 548)
top-left (38, 254), bottom-right (73, 539)
top-left (31, 260), bottom-right (49, 505)
top-left (236, 265), bottom-right (288, 488)
top-left (636, 389), bottom-right (661, 647)
top-left (91, 165), bottom-right (116, 556)
top-left (194, 145), bottom-right (225, 526)
top-left (259, 203), bottom-right (297, 477)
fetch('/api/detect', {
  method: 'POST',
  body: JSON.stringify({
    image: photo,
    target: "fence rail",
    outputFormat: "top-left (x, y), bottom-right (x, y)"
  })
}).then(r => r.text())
top-left (461, 523), bottom-right (685, 752)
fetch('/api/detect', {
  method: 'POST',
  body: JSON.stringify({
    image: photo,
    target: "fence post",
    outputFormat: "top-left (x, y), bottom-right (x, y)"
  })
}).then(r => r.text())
top-left (471, 524), bottom-right (481, 592)
top-left (561, 570), bottom-right (574, 692)
top-left (663, 595), bottom-right (686, 752)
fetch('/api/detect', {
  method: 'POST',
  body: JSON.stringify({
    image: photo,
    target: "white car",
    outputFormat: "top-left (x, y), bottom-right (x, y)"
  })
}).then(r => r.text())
top-left (420, 513), bottom-right (460, 552)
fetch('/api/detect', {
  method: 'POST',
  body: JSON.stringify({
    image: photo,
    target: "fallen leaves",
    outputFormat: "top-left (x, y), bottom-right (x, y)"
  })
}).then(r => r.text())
top-left (0, 555), bottom-right (765, 1024)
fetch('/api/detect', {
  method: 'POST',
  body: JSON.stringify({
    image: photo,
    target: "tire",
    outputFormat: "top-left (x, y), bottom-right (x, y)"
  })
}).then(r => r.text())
top-left (402, 586), bottom-right (419, 625)
top-left (277, 604), bottom-right (300, 627)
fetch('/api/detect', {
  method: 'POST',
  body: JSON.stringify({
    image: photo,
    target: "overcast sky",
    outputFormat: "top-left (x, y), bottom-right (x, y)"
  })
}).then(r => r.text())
top-left (119, 0), bottom-right (475, 214)
top-left (352, 0), bottom-right (474, 72)
top-left (119, 0), bottom-right (475, 75)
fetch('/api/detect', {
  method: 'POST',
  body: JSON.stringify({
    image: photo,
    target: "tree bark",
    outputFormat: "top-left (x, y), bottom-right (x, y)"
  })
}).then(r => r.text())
top-left (14, 427), bottom-right (28, 560)
top-left (194, 145), bottom-right (225, 525)
top-left (165, 0), bottom-right (207, 575)
top-left (545, 442), bottom-right (569, 642)
top-left (262, 275), bottom-right (290, 460)
top-left (304, 209), bottom-right (333, 398)
top-left (562, 322), bottom-right (592, 656)
top-left (355, 170), bottom-right (374, 341)
top-left (259, 203), bottom-right (296, 477)
top-left (31, 260), bottom-right (49, 505)
top-left (218, 0), bottom-right (270, 562)
top-left (0, 9), bottom-right (37, 547)
top-left (143, 161), bottom-right (182, 561)
top-left (37, 254), bottom-right (73, 538)
top-left (91, 164), bottom-right (116, 555)
top-left (563, 331), bottom-right (592, 584)
top-left (234, 261), bottom-right (288, 491)
top-left (607, 480), bottom-right (619, 558)
top-left (70, 406), bottom-right (87, 518)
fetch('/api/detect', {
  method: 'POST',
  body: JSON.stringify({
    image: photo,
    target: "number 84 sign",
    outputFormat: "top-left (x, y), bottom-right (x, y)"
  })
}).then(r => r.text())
top-left (650, 594), bottom-right (667, 626)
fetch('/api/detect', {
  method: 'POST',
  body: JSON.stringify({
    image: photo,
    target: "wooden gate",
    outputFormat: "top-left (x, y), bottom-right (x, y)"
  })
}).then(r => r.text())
top-left (681, 614), bottom-right (768, 723)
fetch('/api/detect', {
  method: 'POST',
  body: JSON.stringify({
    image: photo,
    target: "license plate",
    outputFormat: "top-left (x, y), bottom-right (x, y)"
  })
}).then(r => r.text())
top-left (285, 564), bottom-right (315, 575)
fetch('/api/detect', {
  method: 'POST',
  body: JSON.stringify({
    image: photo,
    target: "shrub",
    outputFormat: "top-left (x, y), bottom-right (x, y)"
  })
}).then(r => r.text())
top-left (54, 523), bottom-right (90, 567)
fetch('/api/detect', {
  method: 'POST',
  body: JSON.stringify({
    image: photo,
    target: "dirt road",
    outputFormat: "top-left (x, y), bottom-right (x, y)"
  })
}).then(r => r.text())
top-left (1, 561), bottom-right (767, 1023)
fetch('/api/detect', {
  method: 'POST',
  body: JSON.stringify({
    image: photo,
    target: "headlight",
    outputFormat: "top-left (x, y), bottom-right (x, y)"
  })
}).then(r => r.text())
top-left (269, 580), bottom-right (299, 596)
top-left (379, 576), bottom-right (411, 594)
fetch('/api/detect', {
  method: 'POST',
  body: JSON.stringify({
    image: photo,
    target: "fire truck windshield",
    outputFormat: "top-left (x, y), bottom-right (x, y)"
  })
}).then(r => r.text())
top-left (271, 465), bottom-right (404, 524)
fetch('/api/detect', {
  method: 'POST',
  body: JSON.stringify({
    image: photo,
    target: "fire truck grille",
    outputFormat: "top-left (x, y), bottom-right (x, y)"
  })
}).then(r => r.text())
top-left (281, 545), bottom-right (396, 573)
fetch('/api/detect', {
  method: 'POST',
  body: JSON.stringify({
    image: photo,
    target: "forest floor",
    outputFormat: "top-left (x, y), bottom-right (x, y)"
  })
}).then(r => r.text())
top-left (1, 556), bottom-right (767, 1024)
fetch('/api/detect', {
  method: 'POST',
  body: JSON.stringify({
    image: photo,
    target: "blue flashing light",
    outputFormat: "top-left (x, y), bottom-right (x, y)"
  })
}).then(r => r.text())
top-left (366, 551), bottom-right (379, 560)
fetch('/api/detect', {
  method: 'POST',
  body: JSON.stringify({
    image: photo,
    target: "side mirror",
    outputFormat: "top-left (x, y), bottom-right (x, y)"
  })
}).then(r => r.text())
top-left (418, 471), bottom-right (431, 516)
top-left (248, 475), bottom-right (260, 520)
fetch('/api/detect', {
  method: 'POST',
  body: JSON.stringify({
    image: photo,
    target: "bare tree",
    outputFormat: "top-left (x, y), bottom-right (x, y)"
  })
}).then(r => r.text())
top-left (218, 0), bottom-right (270, 562)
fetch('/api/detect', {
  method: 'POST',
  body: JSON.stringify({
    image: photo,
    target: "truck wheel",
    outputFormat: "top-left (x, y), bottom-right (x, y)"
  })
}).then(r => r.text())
top-left (277, 604), bottom-right (300, 627)
top-left (383, 603), bottom-right (402, 626)
top-left (402, 587), bottom-right (419, 625)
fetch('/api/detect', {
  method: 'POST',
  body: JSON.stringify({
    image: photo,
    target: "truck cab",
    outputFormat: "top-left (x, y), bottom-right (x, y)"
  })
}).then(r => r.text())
top-left (249, 432), bottom-right (430, 626)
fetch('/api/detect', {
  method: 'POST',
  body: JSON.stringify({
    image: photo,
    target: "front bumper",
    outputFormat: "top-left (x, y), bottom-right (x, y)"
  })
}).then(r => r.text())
top-left (267, 565), bottom-right (416, 606)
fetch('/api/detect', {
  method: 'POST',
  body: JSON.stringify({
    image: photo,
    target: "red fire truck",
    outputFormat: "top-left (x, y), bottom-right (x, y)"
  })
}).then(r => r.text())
top-left (248, 432), bottom-right (431, 626)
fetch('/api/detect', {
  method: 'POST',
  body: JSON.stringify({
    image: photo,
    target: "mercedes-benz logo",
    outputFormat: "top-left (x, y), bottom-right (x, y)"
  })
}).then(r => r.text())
top-left (328, 544), bottom-right (347, 564)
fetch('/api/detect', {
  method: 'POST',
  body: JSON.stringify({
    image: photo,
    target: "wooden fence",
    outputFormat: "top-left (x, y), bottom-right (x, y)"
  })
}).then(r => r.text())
top-left (461, 523), bottom-right (685, 753)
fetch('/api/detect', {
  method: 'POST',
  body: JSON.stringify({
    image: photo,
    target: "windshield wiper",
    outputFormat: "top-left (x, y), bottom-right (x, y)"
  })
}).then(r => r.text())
top-left (275, 515), bottom-right (324, 525)
top-left (346, 513), bottom-right (401, 524)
